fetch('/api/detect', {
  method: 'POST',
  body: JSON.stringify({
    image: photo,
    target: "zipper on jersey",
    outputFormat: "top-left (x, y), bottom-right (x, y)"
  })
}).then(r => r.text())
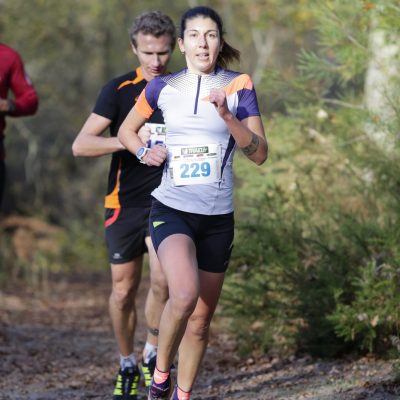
top-left (194, 75), bottom-right (201, 114)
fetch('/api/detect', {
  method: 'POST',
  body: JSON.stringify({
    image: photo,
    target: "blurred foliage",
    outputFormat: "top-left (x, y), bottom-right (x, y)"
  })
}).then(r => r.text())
top-left (223, 0), bottom-right (400, 358)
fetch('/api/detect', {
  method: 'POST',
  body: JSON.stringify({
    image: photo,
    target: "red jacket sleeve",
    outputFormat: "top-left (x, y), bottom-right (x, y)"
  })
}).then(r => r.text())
top-left (8, 53), bottom-right (38, 117)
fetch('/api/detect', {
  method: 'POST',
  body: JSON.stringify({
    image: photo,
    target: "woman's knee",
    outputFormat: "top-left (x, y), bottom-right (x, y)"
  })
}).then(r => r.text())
top-left (186, 314), bottom-right (212, 340)
top-left (169, 289), bottom-right (198, 319)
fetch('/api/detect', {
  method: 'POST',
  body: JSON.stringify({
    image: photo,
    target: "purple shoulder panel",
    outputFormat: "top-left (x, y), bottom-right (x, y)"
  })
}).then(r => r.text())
top-left (144, 77), bottom-right (167, 110)
top-left (236, 86), bottom-right (261, 121)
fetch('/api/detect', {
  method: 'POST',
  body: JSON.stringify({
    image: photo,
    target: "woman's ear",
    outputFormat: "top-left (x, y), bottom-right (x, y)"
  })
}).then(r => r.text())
top-left (178, 37), bottom-right (185, 54)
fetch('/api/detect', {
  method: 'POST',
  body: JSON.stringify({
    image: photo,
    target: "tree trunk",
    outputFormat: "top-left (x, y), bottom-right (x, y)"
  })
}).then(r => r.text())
top-left (364, 18), bottom-right (400, 150)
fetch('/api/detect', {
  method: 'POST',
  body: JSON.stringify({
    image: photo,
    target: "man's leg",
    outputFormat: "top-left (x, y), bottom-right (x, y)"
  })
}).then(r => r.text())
top-left (105, 206), bottom-right (149, 399)
top-left (109, 257), bottom-right (143, 357)
top-left (110, 257), bottom-right (142, 400)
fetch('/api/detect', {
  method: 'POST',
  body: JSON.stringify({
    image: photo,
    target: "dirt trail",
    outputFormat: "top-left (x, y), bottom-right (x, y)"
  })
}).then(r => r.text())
top-left (0, 274), bottom-right (399, 400)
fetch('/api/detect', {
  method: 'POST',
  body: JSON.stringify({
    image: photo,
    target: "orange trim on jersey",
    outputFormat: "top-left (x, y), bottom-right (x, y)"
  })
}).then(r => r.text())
top-left (104, 207), bottom-right (121, 227)
top-left (104, 160), bottom-right (122, 208)
top-left (134, 89), bottom-right (153, 119)
top-left (202, 74), bottom-right (253, 101)
top-left (117, 67), bottom-right (144, 90)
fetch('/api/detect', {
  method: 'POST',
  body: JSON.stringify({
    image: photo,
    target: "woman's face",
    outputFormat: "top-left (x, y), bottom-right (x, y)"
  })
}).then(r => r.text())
top-left (178, 16), bottom-right (223, 75)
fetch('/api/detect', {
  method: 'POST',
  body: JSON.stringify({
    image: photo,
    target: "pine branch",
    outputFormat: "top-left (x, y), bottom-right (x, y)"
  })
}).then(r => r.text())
top-left (325, 6), bottom-right (368, 52)
top-left (322, 98), bottom-right (365, 110)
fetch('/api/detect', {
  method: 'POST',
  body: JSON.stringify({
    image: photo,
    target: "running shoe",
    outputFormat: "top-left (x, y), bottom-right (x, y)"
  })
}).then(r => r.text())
top-left (113, 365), bottom-right (140, 400)
top-left (140, 354), bottom-right (157, 387)
top-left (148, 375), bottom-right (173, 400)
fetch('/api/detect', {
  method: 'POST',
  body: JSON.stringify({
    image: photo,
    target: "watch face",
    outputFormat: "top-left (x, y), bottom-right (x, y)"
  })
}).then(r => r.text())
top-left (136, 147), bottom-right (145, 158)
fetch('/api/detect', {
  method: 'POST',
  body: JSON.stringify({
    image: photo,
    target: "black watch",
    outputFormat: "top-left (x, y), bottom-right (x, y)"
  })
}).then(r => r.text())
top-left (136, 147), bottom-right (149, 164)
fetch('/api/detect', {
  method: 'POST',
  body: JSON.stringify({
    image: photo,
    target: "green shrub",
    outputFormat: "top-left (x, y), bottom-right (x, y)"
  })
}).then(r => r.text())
top-left (222, 0), bottom-right (400, 358)
top-left (223, 105), bottom-right (400, 357)
top-left (329, 260), bottom-right (400, 353)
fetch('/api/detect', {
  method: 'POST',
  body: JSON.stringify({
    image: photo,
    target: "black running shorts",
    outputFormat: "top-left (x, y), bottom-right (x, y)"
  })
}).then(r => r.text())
top-left (149, 199), bottom-right (234, 273)
top-left (104, 206), bottom-right (150, 264)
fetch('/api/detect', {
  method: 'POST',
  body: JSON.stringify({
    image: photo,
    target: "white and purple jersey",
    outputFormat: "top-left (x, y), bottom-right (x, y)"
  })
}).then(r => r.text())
top-left (135, 67), bottom-right (261, 215)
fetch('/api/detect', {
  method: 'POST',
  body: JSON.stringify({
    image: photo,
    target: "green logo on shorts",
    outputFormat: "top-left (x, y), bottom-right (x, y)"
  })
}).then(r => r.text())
top-left (153, 221), bottom-right (165, 228)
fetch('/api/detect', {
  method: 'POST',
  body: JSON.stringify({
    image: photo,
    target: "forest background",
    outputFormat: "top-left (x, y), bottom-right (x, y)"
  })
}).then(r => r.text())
top-left (1, 0), bottom-right (400, 367)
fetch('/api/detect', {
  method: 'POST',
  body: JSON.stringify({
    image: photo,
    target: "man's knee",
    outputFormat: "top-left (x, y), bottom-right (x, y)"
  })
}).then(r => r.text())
top-left (111, 283), bottom-right (136, 310)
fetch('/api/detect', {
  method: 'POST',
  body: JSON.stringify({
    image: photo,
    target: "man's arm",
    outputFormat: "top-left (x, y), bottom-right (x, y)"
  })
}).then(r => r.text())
top-left (6, 53), bottom-right (38, 117)
top-left (72, 113), bottom-right (125, 157)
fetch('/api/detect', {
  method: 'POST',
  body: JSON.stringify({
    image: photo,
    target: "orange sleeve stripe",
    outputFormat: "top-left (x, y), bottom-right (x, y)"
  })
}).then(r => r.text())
top-left (134, 89), bottom-right (153, 118)
top-left (118, 80), bottom-right (135, 90)
top-left (225, 74), bottom-right (253, 95)
top-left (202, 74), bottom-right (253, 100)
top-left (117, 67), bottom-right (144, 90)
top-left (134, 66), bottom-right (144, 83)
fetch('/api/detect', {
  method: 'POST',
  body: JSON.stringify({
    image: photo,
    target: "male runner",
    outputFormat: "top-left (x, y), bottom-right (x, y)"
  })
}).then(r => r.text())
top-left (72, 12), bottom-right (175, 399)
top-left (0, 43), bottom-right (38, 207)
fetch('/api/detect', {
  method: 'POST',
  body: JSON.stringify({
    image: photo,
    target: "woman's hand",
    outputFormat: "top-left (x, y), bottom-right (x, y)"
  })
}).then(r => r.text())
top-left (138, 125), bottom-right (151, 146)
top-left (142, 144), bottom-right (168, 166)
top-left (209, 88), bottom-right (232, 121)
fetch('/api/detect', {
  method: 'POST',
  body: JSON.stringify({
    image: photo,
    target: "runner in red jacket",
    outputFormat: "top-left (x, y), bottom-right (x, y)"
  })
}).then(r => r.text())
top-left (0, 43), bottom-right (38, 205)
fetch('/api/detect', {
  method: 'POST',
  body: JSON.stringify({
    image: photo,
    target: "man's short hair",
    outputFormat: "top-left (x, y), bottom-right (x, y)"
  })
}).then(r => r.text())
top-left (129, 11), bottom-right (176, 50)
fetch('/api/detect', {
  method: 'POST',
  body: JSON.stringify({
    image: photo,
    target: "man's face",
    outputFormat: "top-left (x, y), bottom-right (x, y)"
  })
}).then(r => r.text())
top-left (132, 32), bottom-right (173, 81)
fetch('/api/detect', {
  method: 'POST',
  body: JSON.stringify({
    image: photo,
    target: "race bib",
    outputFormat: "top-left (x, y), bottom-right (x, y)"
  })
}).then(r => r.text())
top-left (145, 123), bottom-right (166, 148)
top-left (169, 144), bottom-right (221, 186)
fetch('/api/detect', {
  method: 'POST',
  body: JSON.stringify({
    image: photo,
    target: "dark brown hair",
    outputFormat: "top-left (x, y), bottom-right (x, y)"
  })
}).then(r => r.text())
top-left (180, 6), bottom-right (240, 68)
top-left (129, 11), bottom-right (176, 50)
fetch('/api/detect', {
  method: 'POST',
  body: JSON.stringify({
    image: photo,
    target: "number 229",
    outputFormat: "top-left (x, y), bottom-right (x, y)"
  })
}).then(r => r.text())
top-left (180, 162), bottom-right (211, 178)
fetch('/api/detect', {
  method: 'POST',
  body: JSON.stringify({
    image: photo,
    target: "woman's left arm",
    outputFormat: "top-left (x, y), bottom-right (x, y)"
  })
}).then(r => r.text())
top-left (209, 88), bottom-right (268, 165)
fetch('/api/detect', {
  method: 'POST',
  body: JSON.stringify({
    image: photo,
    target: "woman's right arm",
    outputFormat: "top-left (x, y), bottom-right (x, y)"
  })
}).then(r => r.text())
top-left (118, 107), bottom-right (167, 166)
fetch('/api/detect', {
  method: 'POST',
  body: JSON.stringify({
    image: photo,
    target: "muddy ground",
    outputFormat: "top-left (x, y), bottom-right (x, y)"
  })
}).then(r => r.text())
top-left (0, 273), bottom-right (399, 400)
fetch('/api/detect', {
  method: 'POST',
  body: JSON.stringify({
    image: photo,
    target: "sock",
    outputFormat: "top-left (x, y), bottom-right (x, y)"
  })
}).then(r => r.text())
top-left (177, 386), bottom-right (191, 400)
top-left (120, 352), bottom-right (137, 370)
top-left (143, 342), bottom-right (157, 363)
top-left (153, 366), bottom-right (170, 384)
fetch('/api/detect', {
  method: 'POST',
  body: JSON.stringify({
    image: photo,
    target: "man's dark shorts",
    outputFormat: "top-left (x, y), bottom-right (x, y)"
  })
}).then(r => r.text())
top-left (105, 206), bottom-right (150, 264)
top-left (149, 199), bottom-right (234, 273)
